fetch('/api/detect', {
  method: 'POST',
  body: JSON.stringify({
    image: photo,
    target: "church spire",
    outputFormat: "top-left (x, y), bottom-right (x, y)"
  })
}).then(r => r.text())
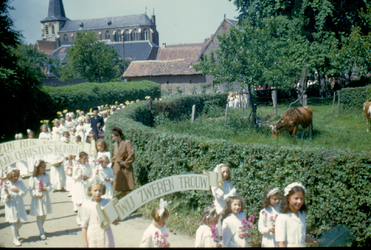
top-left (40, 0), bottom-right (69, 22)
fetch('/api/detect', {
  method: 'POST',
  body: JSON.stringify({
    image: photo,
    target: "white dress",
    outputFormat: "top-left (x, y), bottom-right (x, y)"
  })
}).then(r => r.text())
top-left (275, 211), bottom-right (306, 247)
top-left (75, 124), bottom-right (85, 142)
top-left (97, 167), bottom-right (114, 199)
top-left (80, 198), bottom-right (115, 247)
top-left (211, 180), bottom-right (236, 214)
top-left (88, 155), bottom-right (97, 180)
top-left (222, 212), bottom-right (250, 247)
top-left (258, 204), bottom-right (280, 247)
top-left (29, 174), bottom-right (53, 216)
top-left (65, 120), bottom-right (74, 129)
top-left (83, 123), bottom-right (92, 136)
top-left (195, 224), bottom-right (220, 247)
top-left (72, 162), bottom-right (91, 204)
top-left (0, 180), bottom-right (28, 223)
top-left (64, 160), bottom-right (75, 192)
top-left (26, 139), bottom-right (38, 173)
top-left (49, 156), bottom-right (66, 190)
top-left (139, 223), bottom-right (170, 247)
top-left (52, 126), bottom-right (62, 141)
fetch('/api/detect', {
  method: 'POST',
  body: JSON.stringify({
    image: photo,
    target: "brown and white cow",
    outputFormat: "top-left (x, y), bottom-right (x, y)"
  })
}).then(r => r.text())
top-left (363, 101), bottom-right (371, 132)
top-left (270, 106), bottom-right (313, 139)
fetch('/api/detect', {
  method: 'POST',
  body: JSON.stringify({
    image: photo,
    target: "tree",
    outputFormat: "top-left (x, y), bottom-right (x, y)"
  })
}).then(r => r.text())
top-left (61, 31), bottom-right (125, 83)
top-left (0, 0), bottom-right (55, 140)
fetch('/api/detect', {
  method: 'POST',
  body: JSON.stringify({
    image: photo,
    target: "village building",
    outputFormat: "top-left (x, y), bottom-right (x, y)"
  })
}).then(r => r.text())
top-left (37, 0), bottom-right (160, 86)
top-left (123, 16), bottom-right (238, 95)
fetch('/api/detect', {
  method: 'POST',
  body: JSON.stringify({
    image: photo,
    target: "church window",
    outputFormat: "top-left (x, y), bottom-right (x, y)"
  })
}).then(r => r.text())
top-left (143, 29), bottom-right (148, 40)
top-left (133, 29), bottom-right (138, 41)
top-left (64, 34), bottom-right (68, 42)
top-left (124, 30), bottom-right (130, 41)
top-left (52, 25), bottom-right (55, 34)
top-left (117, 30), bottom-right (121, 42)
top-left (105, 30), bottom-right (110, 40)
top-left (45, 25), bottom-right (49, 35)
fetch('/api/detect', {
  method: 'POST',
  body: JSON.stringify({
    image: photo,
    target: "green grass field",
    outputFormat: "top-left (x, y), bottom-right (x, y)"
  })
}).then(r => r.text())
top-left (155, 97), bottom-right (370, 153)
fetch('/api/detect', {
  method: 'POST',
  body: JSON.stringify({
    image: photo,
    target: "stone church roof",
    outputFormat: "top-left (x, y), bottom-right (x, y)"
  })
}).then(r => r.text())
top-left (59, 14), bottom-right (155, 33)
top-left (156, 43), bottom-right (203, 60)
top-left (123, 59), bottom-right (201, 77)
top-left (40, 0), bottom-right (69, 22)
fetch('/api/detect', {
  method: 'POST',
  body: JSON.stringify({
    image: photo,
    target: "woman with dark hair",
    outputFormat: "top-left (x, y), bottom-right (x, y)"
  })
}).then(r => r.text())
top-left (111, 127), bottom-right (135, 197)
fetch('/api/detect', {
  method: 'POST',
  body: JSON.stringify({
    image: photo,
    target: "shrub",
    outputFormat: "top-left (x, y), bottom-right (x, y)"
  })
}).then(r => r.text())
top-left (340, 85), bottom-right (371, 111)
top-left (106, 93), bottom-right (371, 247)
top-left (42, 81), bottom-right (161, 113)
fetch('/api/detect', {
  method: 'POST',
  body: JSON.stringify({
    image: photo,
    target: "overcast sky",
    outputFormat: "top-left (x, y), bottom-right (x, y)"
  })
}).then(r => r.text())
top-left (9, 0), bottom-right (239, 45)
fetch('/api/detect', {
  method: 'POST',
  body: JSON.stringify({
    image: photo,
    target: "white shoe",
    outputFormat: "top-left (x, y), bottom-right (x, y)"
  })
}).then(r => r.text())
top-left (13, 239), bottom-right (22, 246)
top-left (40, 234), bottom-right (46, 240)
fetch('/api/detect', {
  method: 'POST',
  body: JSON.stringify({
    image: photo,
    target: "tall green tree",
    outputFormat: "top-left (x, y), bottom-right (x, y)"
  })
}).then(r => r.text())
top-left (0, 0), bottom-right (55, 140)
top-left (61, 31), bottom-right (125, 83)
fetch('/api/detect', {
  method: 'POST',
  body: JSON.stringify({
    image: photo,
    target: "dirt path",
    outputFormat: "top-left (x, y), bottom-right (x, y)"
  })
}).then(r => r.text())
top-left (0, 166), bottom-right (195, 247)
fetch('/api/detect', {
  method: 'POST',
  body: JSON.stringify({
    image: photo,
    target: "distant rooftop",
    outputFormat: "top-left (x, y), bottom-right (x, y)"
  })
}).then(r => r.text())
top-left (157, 43), bottom-right (203, 60)
top-left (40, 0), bottom-right (69, 22)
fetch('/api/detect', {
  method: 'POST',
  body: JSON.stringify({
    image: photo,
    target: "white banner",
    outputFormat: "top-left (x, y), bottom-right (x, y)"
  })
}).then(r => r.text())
top-left (0, 139), bottom-right (97, 170)
top-left (97, 168), bottom-right (224, 229)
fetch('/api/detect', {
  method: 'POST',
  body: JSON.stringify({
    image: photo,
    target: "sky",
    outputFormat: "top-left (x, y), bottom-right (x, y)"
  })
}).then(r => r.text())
top-left (8, 0), bottom-right (240, 46)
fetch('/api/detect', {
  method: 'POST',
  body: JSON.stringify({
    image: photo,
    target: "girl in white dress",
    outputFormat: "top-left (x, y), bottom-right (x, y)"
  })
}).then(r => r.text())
top-left (60, 130), bottom-right (70, 143)
top-left (52, 119), bottom-right (62, 141)
top-left (72, 151), bottom-right (92, 225)
top-left (29, 160), bottom-right (53, 240)
top-left (38, 124), bottom-right (52, 163)
top-left (80, 177), bottom-right (118, 247)
top-left (0, 169), bottom-right (28, 246)
top-left (195, 205), bottom-right (222, 247)
top-left (26, 129), bottom-right (37, 173)
top-left (86, 133), bottom-right (97, 180)
top-left (258, 187), bottom-right (281, 247)
top-left (70, 127), bottom-right (76, 143)
top-left (83, 117), bottom-right (92, 136)
top-left (211, 164), bottom-right (236, 236)
top-left (139, 199), bottom-right (170, 247)
top-left (96, 139), bottom-right (111, 169)
top-left (49, 121), bottom-right (66, 191)
top-left (14, 133), bottom-right (29, 178)
top-left (275, 182), bottom-right (317, 247)
top-left (65, 115), bottom-right (75, 130)
top-left (76, 118), bottom-right (85, 142)
top-left (221, 195), bottom-right (250, 247)
top-left (64, 155), bottom-right (76, 196)
top-left (97, 156), bottom-right (114, 199)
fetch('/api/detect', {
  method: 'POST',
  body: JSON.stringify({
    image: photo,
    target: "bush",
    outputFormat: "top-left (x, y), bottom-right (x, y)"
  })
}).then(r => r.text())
top-left (340, 85), bottom-right (371, 111)
top-left (42, 81), bottom-right (161, 113)
top-left (105, 93), bottom-right (371, 247)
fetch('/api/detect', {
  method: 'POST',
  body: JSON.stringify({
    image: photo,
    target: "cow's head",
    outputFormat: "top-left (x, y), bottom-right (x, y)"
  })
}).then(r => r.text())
top-left (271, 120), bottom-right (294, 139)
top-left (270, 124), bottom-right (278, 139)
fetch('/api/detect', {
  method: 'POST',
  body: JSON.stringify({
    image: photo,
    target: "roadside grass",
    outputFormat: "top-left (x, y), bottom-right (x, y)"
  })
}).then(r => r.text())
top-left (155, 97), bottom-right (369, 153)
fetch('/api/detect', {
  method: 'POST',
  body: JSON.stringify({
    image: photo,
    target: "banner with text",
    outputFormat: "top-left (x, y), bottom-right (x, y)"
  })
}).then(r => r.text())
top-left (96, 169), bottom-right (224, 229)
top-left (0, 139), bottom-right (97, 170)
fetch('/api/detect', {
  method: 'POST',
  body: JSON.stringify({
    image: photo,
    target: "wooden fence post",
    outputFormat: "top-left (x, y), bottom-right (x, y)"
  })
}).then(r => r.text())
top-left (191, 105), bottom-right (196, 123)
top-left (332, 92), bottom-right (336, 116)
top-left (224, 104), bottom-right (228, 127)
top-left (336, 89), bottom-right (341, 116)
top-left (303, 94), bottom-right (307, 106)
top-left (272, 89), bottom-right (278, 116)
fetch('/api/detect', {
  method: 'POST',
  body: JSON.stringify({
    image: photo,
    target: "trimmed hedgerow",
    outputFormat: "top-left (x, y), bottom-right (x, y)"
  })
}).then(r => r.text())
top-left (42, 80), bottom-right (161, 113)
top-left (340, 85), bottom-right (371, 111)
top-left (105, 93), bottom-right (371, 247)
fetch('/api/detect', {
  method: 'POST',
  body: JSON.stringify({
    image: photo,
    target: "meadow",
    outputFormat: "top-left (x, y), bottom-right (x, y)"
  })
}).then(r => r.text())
top-left (155, 97), bottom-right (369, 153)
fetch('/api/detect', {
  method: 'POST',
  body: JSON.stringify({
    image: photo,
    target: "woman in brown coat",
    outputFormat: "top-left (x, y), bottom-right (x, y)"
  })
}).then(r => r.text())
top-left (111, 127), bottom-right (135, 197)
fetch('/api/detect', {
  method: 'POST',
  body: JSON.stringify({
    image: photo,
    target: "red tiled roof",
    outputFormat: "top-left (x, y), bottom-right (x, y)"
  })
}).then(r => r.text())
top-left (123, 59), bottom-right (201, 77)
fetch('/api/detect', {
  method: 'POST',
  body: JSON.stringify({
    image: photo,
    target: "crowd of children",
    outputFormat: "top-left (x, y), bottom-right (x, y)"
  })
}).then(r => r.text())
top-left (0, 103), bottom-right (319, 247)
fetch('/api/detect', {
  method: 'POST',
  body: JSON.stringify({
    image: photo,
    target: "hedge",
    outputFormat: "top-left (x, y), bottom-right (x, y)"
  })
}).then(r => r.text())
top-left (105, 93), bottom-right (371, 247)
top-left (42, 81), bottom-right (161, 113)
top-left (340, 85), bottom-right (371, 111)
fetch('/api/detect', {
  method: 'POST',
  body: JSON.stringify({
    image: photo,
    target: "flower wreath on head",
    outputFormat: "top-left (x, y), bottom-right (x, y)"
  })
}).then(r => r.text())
top-left (267, 187), bottom-right (280, 198)
top-left (284, 182), bottom-right (306, 197)
top-left (159, 198), bottom-right (167, 219)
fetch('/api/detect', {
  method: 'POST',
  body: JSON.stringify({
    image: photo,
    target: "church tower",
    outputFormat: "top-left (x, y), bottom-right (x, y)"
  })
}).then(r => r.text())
top-left (40, 0), bottom-right (69, 41)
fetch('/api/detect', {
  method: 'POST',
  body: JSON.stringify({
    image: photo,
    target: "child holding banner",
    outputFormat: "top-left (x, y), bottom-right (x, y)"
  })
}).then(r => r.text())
top-left (73, 151), bottom-right (91, 225)
top-left (1, 169), bottom-right (28, 246)
top-left (195, 205), bottom-right (222, 247)
top-left (29, 160), bottom-right (53, 240)
top-left (80, 177), bottom-right (118, 247)
top-left (139, 199), bottom-right (170, 247)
